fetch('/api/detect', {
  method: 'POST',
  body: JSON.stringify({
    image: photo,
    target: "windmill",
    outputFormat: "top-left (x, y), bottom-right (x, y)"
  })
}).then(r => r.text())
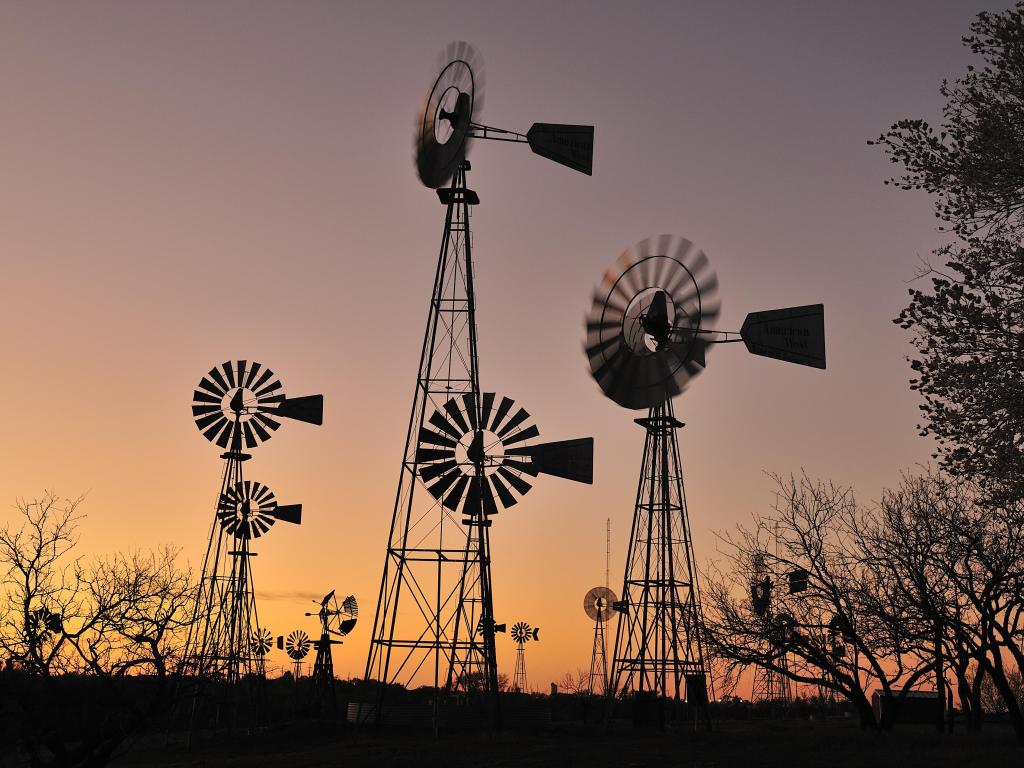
top-left (364, 41), bottom-right (594, 732)
top-left (181, 361), bottom-right (322, 689)
top-left (584, 235), bottom-right (825, 728)
top-left (306, 591), bottom-right (358, 687)
top-left (584, 587), bottom-right (617, 696)
top-left (749, 554), bottom-right (793, 706)
top-left (510, 621), bottom-right (540, 693)
top-left (281, 630), bottom-right (311, 679)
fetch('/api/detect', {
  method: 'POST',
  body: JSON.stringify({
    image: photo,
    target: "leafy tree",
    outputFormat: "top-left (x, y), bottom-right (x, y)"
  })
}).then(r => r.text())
top-left (872, 5), bottom-right (1024, 502)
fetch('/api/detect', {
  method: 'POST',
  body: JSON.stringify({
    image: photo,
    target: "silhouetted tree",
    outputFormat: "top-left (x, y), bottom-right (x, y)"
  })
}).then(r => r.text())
top-left (872, 5), bottom-right (1024, 502)
top-left (0, 493), bottom-right (195, 767)
top-left (868, 473), bottom-right (1024, 741)
top-left (703, 474), bottom-right (935, 730)
top-left (557, 667), bottom-right (589, 695)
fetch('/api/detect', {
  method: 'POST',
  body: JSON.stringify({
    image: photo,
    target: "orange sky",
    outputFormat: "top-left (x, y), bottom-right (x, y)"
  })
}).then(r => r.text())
top-left (0, 1), bottom-right (985, 688)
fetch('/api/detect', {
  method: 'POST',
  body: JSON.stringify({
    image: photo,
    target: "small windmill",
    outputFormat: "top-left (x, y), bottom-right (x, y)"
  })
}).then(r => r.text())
top-left (281, 630), bottom-right (311, 680)
top-left (583, 587), bottom-right (617, 696)
top-left (749, 554), bottom-right (792, 705)
top-left (510, 621), bottom-right (539, 693)
top-left (182, 360), bottom-right (323, 690)
top-left (305, 591), bottom-right (358, 687)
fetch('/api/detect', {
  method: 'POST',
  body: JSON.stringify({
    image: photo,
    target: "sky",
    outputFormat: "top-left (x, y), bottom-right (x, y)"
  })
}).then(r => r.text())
top-left (0, 1), bottom-right (995, 687)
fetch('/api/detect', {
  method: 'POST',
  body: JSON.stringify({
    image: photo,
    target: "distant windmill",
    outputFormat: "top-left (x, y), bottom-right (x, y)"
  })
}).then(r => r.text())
top-left (583, 587), bottom-right (617, 696)
top-left (281, 630), bottom-right (311, 679)
top-left (510, 621), bottom-right (539, 693)
top-left (305, 591), bottom-right (358, 688)
top-left (181, 360), bottom-right (322, 689)
top-left (749, 553), bottom-right (793, 706)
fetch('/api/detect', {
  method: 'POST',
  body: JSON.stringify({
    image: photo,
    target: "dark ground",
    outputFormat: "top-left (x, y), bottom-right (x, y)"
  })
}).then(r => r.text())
top-left (109, 719), bottom-right (1022, 768)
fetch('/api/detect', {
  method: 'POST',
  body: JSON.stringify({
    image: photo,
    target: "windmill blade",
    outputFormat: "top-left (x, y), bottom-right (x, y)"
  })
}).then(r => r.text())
top-left (339, 617), bottom-right (357, 636)
top-left (526, 123), bottom-right (594, 175)
top-left (274, 395), bottom-right (324, 425)
top-left (740, 304), bottom-right (826, 369)
top-left (516, 437), bottom-right (593, 484)
top-left (342, 595), bottom-right (358, 616)
top-left (532, 628), bottom-right (540, 641)
top-left (273, 504), bottom-right (302, 525)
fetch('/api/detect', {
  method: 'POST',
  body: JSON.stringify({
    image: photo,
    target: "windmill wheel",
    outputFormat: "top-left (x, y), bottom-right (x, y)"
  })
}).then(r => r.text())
top-left (585, 235), bottom-right (720, 409)
top-left (415, 41), bottom-right (485, 188)
top-left (511, 621), bottom-right (538, 644)
top-left (191, 360), bottom-right (285, 450)
top-left (217, 480), bottom-right (279, 539)
top-left (583, 586), bottom-right (617, 622)
top-left (285, 630), bottom-right (311, 660)
top-left (416, 392), bottom-right (538, 518)
top-left (251, 627), bottom-right (273, 656)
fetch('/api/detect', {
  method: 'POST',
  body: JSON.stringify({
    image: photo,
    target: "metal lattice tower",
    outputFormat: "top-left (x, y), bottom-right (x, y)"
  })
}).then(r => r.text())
top-left (606, 399), bottom-right (710, 716)
top-left (584, 586), bottom-right (615, 696)
top-left (365, 162), bottom-right (500, 718)
top-left (180, 360), bottom-right (321, 733)
top-left (185, 447), bottom-right (264, 684)
top-left (749, 558), bottom-right (793, 707)
top-left (588, 611), bottom-right (609, 695)
top-left (751, 656), bottom-right (793, 705)
top-left (512, 643), bottom-right (527, 693)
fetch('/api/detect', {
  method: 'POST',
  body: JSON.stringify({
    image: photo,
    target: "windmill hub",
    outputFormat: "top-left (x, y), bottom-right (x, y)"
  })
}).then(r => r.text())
top-left (457, 428), bottom-right (504, 472)
top-left (436, 88), bottom-right (468, 141)
top-left (624, 288), bottom-right (680, 354)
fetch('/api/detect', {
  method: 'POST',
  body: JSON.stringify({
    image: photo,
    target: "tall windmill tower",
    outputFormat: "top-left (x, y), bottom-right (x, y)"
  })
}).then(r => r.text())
top-left (182, 361), bottom-right (322, 690)
top-left (363, 42), bottom-right (594, 731)
top-left (583, 235), bottom-right (826, 728)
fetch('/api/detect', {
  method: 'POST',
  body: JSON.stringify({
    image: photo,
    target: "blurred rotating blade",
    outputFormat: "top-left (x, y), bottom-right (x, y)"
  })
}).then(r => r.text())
top-left (415, 41), bottom-right (485, 188)
top-left (582, 234), bottom-right (720, 409)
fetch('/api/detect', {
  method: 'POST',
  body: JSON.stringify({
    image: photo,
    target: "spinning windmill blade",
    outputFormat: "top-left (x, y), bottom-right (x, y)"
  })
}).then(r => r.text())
top-left (285, 630), bottom-right (311, 660)
top-left (251, 627), bottom-right (273, 656)
top-left (585, 235), bottom-right (720, 410)
top-left (191, 360), bottom-right (324, 450)
top-left (585, 235), bottom-right (826, 410)
top-left (415, 42), bottom-right (593, 189)
top-left (415, 392), bottom-right (593, 518)
top-left (583, 586), bottom-right (618, 622)
top-left (416, 41), bottom-right (485, 188)
top-left (216, 480), bottom-right (303, 539)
